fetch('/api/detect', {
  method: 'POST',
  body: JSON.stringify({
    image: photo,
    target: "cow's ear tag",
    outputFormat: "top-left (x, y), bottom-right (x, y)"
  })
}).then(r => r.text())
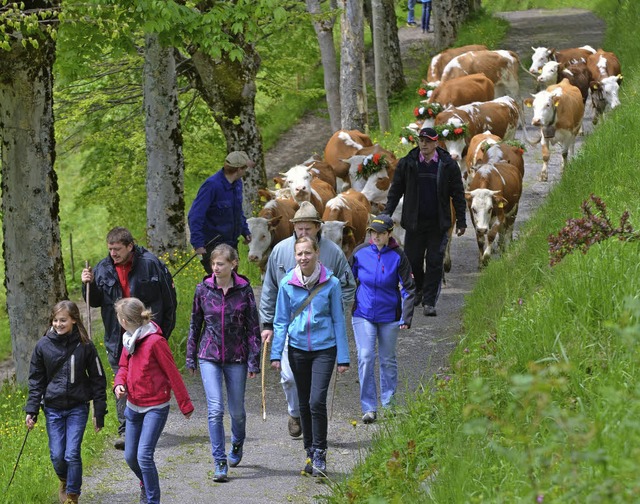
top-left (275, 183), bottom-right (281, 189)
top-left (498, 202), bottom-right (505, 208)
top-left (525, 102), bottom-right (532, 108)
top-left (260, 195), bottom-right (267, 202)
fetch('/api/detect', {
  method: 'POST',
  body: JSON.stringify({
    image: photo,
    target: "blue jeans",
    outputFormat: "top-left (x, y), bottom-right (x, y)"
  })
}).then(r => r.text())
top-left (44, 403), bottom-right (89, 495)
top-left (352, 318), bottom-right (399, 413)
top-left (288, 346), bottom-right (336, 451)
top-left (407, 0), bottom-right (417, 23)
top-left (199, 360), bottom-right (248, 462)
top-left (124, 405), bottom-right (170, 504)
top-left (421, 0), bottom-right (432, 31)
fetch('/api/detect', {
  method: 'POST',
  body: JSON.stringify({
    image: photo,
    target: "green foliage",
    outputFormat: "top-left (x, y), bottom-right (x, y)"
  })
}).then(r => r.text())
top-left (0, 1), bottom-right (59, 51)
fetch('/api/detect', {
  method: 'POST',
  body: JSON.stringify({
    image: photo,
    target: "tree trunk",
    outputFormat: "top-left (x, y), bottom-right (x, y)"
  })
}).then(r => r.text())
top-left (434, 0), bottom-right (470, 50)
top-left (0, 38), bottom-right (67, 385)
top-left (340, 0), bottom-right (367, 131)
top-left (306, 0), bottom-right (342, 133)
top-left (191, 47), bottom-right (268, 217)
top-left (383, 0), bottom-right (406, 94)
top-left (372, 0), bottom-right (390, 132)
top-left (143, 34), bottom-right (186, 256)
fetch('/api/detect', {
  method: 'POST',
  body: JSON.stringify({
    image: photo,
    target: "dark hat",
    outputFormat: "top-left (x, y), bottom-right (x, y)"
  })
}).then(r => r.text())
top-left (225, 151), bottom-right (251, 168)
top-left (418, 127), bottom-right (439, 141)
top-left (367, 214), bottom-right (394, 233)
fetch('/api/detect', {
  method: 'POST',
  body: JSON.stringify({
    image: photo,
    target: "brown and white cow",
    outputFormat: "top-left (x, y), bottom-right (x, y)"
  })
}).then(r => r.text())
top-left (536, 61), bottom-right (591, 103)
top-left (427, 44), bottom-right (488, 85)
top-left (280, 164), bottom-right (337, 215)
top-left (523, 78), bottom-right (585, 182)
top-left (303, 155), bottom-right (337, 191)
top-left (247, 197), bottom-right (299, 274)
top-left (465, 162), bottom-right (523, 268)
top-left (341, 146), bottom-right (397, 212)
top-left (434, 96), bottom-right (520, 164)
top-left (440, 50), bottom-right (520, 99)
top-left (586, 49), bottom-right (622, 124)
top-left (321, 189), bottom-right (371, 257)
top-left (324, 130), bottom-right (374, 186)
top-left (464, 132), bottom-right (502, 181)
top-left (426, 73), bottom-right (495, 108)
top-left (529, 45), bottom-right (596, 74)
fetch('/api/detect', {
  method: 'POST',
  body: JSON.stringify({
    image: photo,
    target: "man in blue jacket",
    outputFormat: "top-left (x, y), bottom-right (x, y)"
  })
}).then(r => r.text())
top-left (188, 151), bottom-right (254, 274)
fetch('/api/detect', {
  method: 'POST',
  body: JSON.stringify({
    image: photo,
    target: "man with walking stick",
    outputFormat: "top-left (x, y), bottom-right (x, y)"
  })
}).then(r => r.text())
top-left (81, 227), bottom-right (176, 450)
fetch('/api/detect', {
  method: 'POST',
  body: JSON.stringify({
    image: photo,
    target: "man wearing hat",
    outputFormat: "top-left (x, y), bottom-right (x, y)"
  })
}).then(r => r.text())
top-left (260, 201), bottom-right (355, 437)
top-left (382, 127), bottom-right (466, 317)
top-left (188, 151), bottom-right (255, 274)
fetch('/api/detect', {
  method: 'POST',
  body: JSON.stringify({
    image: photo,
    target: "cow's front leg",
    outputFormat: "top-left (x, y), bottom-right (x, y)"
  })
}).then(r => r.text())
top-left (539, 137), bottom-right (550, 182)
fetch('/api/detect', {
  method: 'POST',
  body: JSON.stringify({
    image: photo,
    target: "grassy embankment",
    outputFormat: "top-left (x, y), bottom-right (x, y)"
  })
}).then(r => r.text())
top-left (325, 0), bottom-right (640, 502)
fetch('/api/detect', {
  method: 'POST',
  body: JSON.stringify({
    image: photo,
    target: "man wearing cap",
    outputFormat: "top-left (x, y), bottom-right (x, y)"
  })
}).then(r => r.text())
top-left (188, 151), bottom-right (255, 274)
top-left (260, 201), bottom-right (355, 438)
top-left (382, 127), bottom-right (466, 317)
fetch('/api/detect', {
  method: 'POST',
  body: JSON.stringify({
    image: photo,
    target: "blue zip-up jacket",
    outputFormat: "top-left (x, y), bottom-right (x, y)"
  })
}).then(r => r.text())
top-left (188, 170), bottom-right (250, 249)
top-left (271, 265), bottom-right (350, 366)
top-left (350, 237), bottom-right (416, 327)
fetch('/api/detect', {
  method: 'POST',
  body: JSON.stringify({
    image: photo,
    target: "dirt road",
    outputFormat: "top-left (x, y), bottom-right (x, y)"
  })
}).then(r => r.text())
top-left (82, 9), bottom-right (605, 503)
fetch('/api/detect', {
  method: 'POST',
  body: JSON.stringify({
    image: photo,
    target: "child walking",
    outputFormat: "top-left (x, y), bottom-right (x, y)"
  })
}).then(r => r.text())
top-left (25, 300), bottom-right (108, 504)
top-left (186, 244), bottom-right (261, 482)
top-left (114, 297), bottom-right (193, 504)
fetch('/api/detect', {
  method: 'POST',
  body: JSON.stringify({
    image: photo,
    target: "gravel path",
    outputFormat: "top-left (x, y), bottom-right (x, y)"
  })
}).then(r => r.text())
top-left (82, 10), bottom-right (605, 503)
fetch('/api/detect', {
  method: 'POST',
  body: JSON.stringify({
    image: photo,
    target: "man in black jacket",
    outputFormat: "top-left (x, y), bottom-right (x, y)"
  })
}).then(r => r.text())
top-left (81, 227), bottom-right (176, 448)
top-left (383, 127), bottom-right (466, 317)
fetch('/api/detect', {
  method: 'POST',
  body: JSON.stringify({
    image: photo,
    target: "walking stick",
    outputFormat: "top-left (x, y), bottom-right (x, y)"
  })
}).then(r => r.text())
top-left (329, 366), bottom-right (339, 420)
top-left (5, 428), bottom-right (29, 493)
top-left (172, 235), bottom-right (220, 278)
top-left (84, 260), bottom-right (92, 340)
top-left (261, 339), bottom-right (268, 421)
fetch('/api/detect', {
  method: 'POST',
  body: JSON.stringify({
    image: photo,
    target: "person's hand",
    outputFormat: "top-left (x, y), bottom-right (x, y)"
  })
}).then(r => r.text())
top-left (399, 324), bottom-right (409, 330)
top-left (184, 410), bottom-right (193, 419)
top-left (195, 247), bottom-right (206, 255)
top-left (81, 267), bottom-right (93, 283)
top-left (93, 417), bottom-right (102, 433)
top-left (248, 372), bottom-right (257, 379)
top-left (337, 365), bottom-right (349, 374)
top-left (271, 360), bottom-right (281, 370)
top-left (244, 234), bottom-right (252, 244)
top-left (25, 414), bottom-right (36, 430)
top-left (456, 227), bottom-right (466, 237)
top-left (114, 384), bottom-right (126, 399)
top-left (261, 329), bottom-right (273, 343)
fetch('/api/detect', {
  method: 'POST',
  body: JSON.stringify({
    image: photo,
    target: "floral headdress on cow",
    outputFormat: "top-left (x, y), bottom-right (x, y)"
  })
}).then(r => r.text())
top-left (414, 102), bottom-right (443, 121)
top-left (356, 153), bottom-right (389, 180)
top-left (399, 126), bottom-right (420, 145)
top-left (417, 82), bottom-right (437, 98)
top-left (434, 123), bottom-right (468, 141)
top-left (480, 139), bottom-right (526, 154)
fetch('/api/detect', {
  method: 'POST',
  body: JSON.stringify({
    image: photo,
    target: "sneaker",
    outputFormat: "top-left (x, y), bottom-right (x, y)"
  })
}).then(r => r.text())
top-left (228, 442), bottom-right (243, 467)
top-left (213, 460), bottom-right (228, 482)
top-left (139, 482), bottom-right (148, 504)
top-left (423, 305), bottom-right (437, 317)
top-left (362, 411), bottom-right (377, 424)
top-left (288, 415), bottom-right (302, 437)
top-left (406, 21), bottom-right (417, 27)
top-left (301, 448), bottom-right (315, 475)
top-left (312, 449), bottom-right (327, 477)
top-left (114, 435), bottom-right (125, 450)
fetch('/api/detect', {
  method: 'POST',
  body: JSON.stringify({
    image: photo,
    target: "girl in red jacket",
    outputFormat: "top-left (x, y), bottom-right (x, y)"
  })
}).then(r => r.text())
top-left (114, 297), bottom-right (193, 504)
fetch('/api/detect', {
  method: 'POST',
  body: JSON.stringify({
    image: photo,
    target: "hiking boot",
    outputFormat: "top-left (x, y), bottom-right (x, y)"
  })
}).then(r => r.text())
top-left (288, 415), bottom-right (302, 437)
top-left (64, 494), bottom-right (79, 504)
top-left (213, 460), bottom-right (228, 482)
top-left (58, 478), bottom-right (67, 503)
top-left (362, 411), bottom-right (377, 424)
top-left (312, 449), bottom-right (327, 477)
top-left (114, 435), bottom-right (125, 450)
top-left (301, 448), bottom-right (314, 475)
top-left (228, 442), bottom-right (243, 467)
top-left (139, 482), bottom-right (148, 504)
top-left (423, 305), bottom-right (437, 317)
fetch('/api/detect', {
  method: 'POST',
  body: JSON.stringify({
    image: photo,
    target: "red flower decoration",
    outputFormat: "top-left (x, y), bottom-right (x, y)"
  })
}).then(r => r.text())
top-left (454, 127), bottom-right (463, 135)
top-left (372, 153), bottom-right (381, 164)
top-left (418, 88), bottom-right (427, 96)
top-left (413, 107), bottom-right (420, 117)
top-left (428, 108), bottom-right (434, 116)
top-left (357, 164), bottom-right (363, 173)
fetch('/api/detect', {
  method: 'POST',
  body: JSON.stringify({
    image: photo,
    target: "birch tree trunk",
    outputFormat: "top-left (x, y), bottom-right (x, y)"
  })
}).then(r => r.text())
top-left (143, 34), bottom-right (186, 255)
top-left (306, 0), bottom-right (342, 133)
top-left (383, 0), bottom-right (406, 94)
top-left (0, 37), bottom-right (67, 385)
top-left (340, 0), bottom-right (367, 131)
top-left (372, 0), bottom-right (390, 132)
top-left (434, 0), bottom-right (470, 50)
top-left (191, 48), bottom-right (267, 217)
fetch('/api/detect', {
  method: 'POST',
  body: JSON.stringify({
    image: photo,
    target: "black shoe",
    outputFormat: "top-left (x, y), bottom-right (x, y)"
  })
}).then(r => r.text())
top-left (406, 21), bottom-right (417, 27)
top-left (114, 436), bottom-right (125, 450)
top-left (423, 305), bottom-right (437, 317)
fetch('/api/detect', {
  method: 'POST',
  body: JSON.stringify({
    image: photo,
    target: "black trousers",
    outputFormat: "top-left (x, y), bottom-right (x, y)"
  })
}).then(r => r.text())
top-left (288, 345), bottom-right (336, 451)
top-left (199, 237), bottom-right (236, 275)
top-left (404, 220), bottom-right (449, 307)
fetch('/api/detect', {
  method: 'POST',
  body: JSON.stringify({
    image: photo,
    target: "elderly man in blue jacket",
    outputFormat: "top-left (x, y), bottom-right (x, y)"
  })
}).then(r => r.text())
top-left (188, 151), bottom-right (254, 274)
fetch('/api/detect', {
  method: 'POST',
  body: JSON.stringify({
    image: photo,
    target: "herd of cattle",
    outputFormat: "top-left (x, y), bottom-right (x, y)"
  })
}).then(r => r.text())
top-left (247, 43), bottom-right (622, 272)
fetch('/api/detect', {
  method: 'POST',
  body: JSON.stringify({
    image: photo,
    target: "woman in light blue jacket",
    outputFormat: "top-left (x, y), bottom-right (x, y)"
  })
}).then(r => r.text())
top-left (271, 236), bottom-right (349, 478)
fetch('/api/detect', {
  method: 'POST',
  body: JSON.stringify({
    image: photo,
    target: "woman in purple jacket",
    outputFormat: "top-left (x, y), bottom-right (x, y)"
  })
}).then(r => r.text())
top-left (186, 244), bottom-right (261, 482)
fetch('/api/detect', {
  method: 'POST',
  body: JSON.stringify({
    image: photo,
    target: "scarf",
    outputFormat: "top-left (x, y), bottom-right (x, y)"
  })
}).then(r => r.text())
top-left (294, 262), bottom-right (321, 290)
top-left (122, 322), bottom-right (156, 355)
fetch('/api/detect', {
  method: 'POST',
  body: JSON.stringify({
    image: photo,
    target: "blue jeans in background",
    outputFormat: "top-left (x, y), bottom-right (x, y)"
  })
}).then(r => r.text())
top-left (421, 0), bottom-right (433, 32)
top-left (407, 0), bottom-right (417, 23)
top-left (44, 403), bottom-right (90, 495)
top-left (199, 360), bottom-right (248, 462)
top-left (124, 405), bottom-right (170, 504)
top-left (352, 317), bottom-right (399, 413)
top-left (288, 346), bottom-right (336, 451)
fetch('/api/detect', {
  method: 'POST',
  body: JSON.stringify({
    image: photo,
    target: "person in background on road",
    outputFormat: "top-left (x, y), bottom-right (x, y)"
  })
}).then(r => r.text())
top-left (81, 227), bottom-right (176, 451)
top-left (114, 297), bottom-right (193, 504)
top-left (270, 235), bottom-right (350, 477)
top-left (382, 127), bottom-right (466, 317)
top-left (421, 0), bottom-right (433, 33)
top-left (25, 300), bottom-right (107, 504)
top-left (407, 0), bottom-right (418, 26)
top-left (259, 202), bottom-right (355, 440)
top-left (186, 244), bottom-right (261, 483)
top-left (349, 215), bottom-right (416, 425)
top-left (188, 150), bottom-right (255, 275)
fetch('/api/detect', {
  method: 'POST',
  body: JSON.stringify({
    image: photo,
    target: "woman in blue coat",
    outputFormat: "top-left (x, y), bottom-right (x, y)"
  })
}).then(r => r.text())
top-left (349, 215), bottom-right (416, 424)
top-left (271, 235), bottom-right (349, 477)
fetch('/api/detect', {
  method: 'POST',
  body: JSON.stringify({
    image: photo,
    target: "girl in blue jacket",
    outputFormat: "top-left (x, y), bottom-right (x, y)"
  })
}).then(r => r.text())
top-left (349, 215), bottom-right (416, 424)
top-left (271, 236), bottom-right (349, 477)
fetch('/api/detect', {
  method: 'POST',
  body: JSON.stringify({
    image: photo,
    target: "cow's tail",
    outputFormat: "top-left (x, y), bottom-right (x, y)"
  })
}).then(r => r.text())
top-left (518, 102), bottom-right (541, 146)
top-left (518, 58), bottom-right (538, 80)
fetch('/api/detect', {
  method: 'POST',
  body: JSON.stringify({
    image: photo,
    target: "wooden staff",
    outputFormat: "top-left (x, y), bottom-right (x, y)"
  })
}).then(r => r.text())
top-left (329, 366), bottom-right (338, 420)
top-left (261, 339), bottom-right (268, 421)
top-left (84, 260), bottom-right (92, 340)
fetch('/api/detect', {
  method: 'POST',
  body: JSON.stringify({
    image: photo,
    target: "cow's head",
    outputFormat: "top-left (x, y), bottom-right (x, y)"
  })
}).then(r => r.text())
top-left (321, 220), bottom-right (356, 255)
top-left (529, 46), bottom-right (555, 74)
top-left (247, 216), bottom-right (279, 265)
top-left (525, 90), bottom-right (559, 128)
top-left (281, 165), bottom-right (314, 201)
top-left (537, 61), bottom-right (561, 87)
top-left (590, 75), bottom-right (622, 113)
top-left (465, 188), bottom-right (504, 235)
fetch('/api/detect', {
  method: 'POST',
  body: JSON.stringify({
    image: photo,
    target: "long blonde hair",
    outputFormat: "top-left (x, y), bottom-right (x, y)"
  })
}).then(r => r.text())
top-left (50, 300), bottom-right (91, 344)
top-left (114, 297), bottom-right (153, 329)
